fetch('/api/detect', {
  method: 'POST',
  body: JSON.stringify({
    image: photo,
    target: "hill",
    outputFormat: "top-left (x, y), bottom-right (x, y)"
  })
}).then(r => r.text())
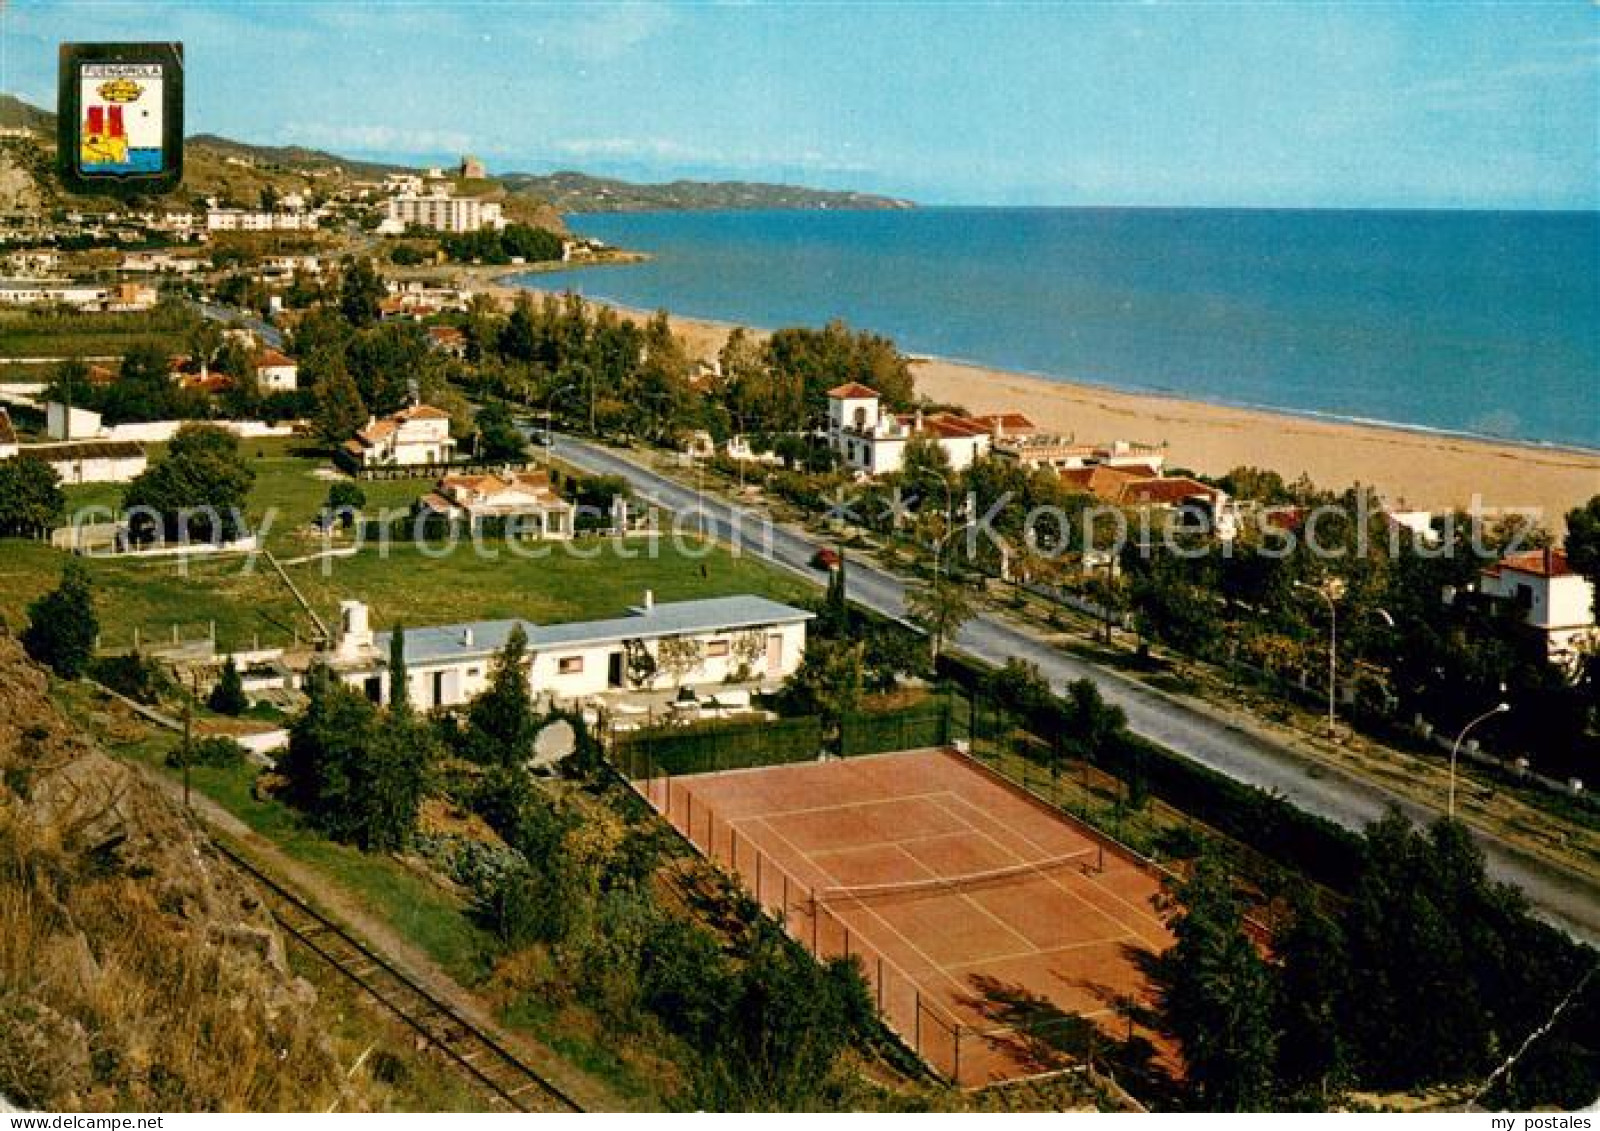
top-left (499, 169), bottom-right (912, 213)
top-left (0, 94), bottom-right (911, 220)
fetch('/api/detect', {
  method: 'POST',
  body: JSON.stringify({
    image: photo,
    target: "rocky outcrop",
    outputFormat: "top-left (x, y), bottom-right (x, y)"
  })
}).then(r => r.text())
top-left (0, 632), bottom-right (351, 1110)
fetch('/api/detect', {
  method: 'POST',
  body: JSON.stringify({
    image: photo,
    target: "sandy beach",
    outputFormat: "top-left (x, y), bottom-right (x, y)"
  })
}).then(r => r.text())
top-left (480, 270), bottom-right (1599, 528)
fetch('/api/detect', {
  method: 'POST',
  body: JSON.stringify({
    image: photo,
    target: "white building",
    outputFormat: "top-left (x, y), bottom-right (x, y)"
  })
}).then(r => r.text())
top-left (0, 279), bottom-right (107, 309)
top-left (1480, 548), bottom-right (1597, 671)
top-left (382, 190), bottom-right (505, 234)
top-left (251, 348), bottom-right (299, 393)
top-left (342, 403), bottom-right (456, 467)
top-left (22, 439), bottom-right (148, 484)
top-left (206, 209), bottom-right (319, 232)
top-left (826, 383), bottom-right (1025, 476)
top-left (992, 434), bottom-right (1167, 474)
top-left (332, 593), bottom-right (812, 709)
top-left (419, 470), bottom-right (573, 537)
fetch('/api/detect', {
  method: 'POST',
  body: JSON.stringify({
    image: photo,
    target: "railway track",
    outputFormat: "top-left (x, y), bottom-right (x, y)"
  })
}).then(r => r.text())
top-left (213, 841), bottom-right (582, 1112)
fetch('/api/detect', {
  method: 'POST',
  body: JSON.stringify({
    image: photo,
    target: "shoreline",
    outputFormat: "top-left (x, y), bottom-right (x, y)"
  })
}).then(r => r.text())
top-left (475, 267), bottom-right (1600, 527)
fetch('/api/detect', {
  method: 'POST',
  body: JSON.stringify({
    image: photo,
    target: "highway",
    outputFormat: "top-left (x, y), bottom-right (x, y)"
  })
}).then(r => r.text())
top-left (551, 433), bottom-right (1600, 945)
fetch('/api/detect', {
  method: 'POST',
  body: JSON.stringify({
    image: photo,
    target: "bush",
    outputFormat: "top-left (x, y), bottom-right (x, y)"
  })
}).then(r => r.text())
top-left (166, 735), bottom-right (246, 769)
top-left (88, 652), bottom-right (173, 705)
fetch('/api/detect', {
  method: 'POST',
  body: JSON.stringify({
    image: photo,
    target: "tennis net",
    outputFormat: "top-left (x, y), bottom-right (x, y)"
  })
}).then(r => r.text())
top-left (814, 846), bottom-right (1099, 906)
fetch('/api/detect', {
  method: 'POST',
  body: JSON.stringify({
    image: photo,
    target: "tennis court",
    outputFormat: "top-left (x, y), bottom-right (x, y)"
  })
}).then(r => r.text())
top-left (638, 747), bottom-right (1174, 1086)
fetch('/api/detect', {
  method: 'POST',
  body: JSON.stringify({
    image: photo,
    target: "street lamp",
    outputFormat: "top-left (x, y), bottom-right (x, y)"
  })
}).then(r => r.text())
top-left (1449, 700), bottom-right (1510, 821)
top-left (1294, 580), bottom-right (1341, 740)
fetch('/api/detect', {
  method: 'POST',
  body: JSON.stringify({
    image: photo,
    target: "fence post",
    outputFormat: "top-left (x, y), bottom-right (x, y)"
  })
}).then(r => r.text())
top-left (953, 1025), bottom-right (962, 1086)
top-left (914, 991), bottom-right (922, 1052)
top-left (877, 956), bottom-right (884, 1013)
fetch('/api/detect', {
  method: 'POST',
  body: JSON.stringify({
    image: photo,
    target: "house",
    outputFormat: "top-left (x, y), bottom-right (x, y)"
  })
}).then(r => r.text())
top-left (0, 408), bottom-right (17, 459)
top-left (426, 325), bottom-right (468, 358)
top-left (0, 279), bottom-right (107, 309)
top-left (342, 403), bottom-right (456, 468)
top-left (331, 593), bottom-right (812, 709)
top-left (826, 383), bottom-right (1033, 476)
top-left (418, 470), bottom-right (573, 536)
top-left (251, 348), bottom-right (299, 393)
top-left (1479, 548), bottom-right (1596, 671)
top-left (991, 433), bottom-right (1166, 473)
top-left (1059, 465), bottom-right (1236, 538)
top-left (22, 439), bottom-right (147, 484)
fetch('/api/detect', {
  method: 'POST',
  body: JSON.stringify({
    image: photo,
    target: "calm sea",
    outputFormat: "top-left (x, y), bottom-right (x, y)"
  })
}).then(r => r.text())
top-left (516, 208), bottom-right (1600, 449)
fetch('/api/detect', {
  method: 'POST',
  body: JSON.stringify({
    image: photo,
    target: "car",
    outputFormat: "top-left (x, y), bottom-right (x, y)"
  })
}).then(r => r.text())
top-left (810, 547), bottom-right (842, 571)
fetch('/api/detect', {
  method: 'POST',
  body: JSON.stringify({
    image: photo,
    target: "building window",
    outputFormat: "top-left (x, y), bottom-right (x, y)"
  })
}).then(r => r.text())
top-left (706, 640), bottom-right (729, 658)
top-left (558, 656), bottom-right (584, 674)
top-left (467, 667), bottom-right (481, 677)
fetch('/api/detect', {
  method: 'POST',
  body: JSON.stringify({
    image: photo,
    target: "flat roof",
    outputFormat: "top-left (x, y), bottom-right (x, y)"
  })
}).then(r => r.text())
top-left (373, 594), bottom-right (813, 667)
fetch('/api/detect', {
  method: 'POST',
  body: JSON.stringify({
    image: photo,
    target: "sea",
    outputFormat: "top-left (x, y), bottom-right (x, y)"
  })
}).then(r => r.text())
top-left (514, 208), bottom-right (1600, 450)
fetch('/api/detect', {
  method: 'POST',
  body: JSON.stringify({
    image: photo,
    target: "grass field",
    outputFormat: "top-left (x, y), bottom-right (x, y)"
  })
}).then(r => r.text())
top-left (1, 535), bottom-right (814, 654)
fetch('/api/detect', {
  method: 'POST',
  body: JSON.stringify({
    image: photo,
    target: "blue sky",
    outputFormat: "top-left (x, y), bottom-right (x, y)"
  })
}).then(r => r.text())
top-left (3, 1), bottom-right (1595, 208)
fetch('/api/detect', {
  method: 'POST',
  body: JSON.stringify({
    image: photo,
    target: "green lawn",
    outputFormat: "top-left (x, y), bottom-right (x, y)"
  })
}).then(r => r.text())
top-left (2, 534), bottom-right (813, 654)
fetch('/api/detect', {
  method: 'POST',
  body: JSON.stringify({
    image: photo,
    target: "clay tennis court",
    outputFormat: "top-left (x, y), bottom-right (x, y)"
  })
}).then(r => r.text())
top-left (640, 748), bottom-right (1174, 1086)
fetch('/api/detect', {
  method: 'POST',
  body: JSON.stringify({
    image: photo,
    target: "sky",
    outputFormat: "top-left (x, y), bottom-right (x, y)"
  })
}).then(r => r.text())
top-left (2, 1), bottom-right (1595, 209)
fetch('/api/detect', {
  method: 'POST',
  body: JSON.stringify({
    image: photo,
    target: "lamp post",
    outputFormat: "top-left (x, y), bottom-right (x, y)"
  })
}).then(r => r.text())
top-left (1294, 580), bottom-right (1341, 740)
top-left (1449, 701), bottom-right (1510, 821)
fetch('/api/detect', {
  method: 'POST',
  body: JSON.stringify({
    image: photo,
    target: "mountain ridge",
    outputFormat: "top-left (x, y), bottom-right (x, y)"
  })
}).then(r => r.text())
top-left (0, 94), bottom-right (912, 213)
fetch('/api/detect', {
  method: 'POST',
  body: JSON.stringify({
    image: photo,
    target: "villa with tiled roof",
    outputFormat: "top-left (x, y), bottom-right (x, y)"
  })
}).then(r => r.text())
top-left (342, 403), bottom-right (456, 468)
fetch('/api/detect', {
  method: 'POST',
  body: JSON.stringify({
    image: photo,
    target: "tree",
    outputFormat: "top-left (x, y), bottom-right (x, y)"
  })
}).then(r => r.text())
top-left (656, 636), bottom-right (704, 687)
top-left (22, 559), bottom-right (98, 678)
top-left (313, 356), bottom-right (368, 446)
top-left (324, 480), bottom-right (366, 527)
top-left (1152, 853), bottom-right (1280, 1111)
top-left (121, 423), bottom-right (255, 544)
top-left (623, 637), bottom-right (658, 689)
top-left (389, 624), bottom-right (410, 713)
top-left (817, 551), bottom-right (851, 639)
top-left (338, 256), bottom-right (385, 328)
top-left (1273, 891), bottom-right (1351, 1101)
top-left (280, 664), bottom-right (431, 851)
top-left (474, 400), bottom-right (526, 462)
top-left (208, 656), bottom-right (247, 715)
top-left (1564, 495), bottom-right (1600, 620)
top-left (779, 637), bottom-right (864, 722)
top-left (0, 456), bottom-right (65, 537)
top-left (466, 625), bottom-right (536, 763)
top-left (906, 573), bottom-right (973, 665)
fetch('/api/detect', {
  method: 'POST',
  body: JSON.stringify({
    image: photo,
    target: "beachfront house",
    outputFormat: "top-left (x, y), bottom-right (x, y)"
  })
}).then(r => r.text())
top-left (417, 469), bottom-right (574, 537)
top-left (991, 434), bottom-right (1168, 474)
top-left (331, 593), bottom-right (812, 709)
top-left (342, 403), bottom-right (456, 468)
top-left (826, 383), bottom-right (1035, 476)
top-left (1479, 548), bottom-right (1597, 672)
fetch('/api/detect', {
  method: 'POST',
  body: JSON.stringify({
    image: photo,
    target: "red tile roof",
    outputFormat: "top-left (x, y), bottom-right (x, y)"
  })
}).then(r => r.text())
top-left (396, 404), bottom-right (450, 421)
top-left (1487, 547), bottom-right (1574, 579)
top-left (971, 412), bottom-right (1038, 435)
top-left (253, 348), bottom-right (295, 369)
top-left (0, 407), bottom-right (15, 446)
top-left (921, 414), bottom-right (990, 440)
top-left (826, 382), bottom-right (881, 400)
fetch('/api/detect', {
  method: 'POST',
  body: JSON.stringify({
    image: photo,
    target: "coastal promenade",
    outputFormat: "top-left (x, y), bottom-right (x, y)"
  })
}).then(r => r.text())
top-left (551, 433), bottom-right (1600, 946)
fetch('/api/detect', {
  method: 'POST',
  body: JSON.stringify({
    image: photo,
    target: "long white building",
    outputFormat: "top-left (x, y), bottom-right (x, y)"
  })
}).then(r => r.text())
top-left (381, 190), bottom-right (505, 234)
top-left (332, 593), bottom-right (812, 709)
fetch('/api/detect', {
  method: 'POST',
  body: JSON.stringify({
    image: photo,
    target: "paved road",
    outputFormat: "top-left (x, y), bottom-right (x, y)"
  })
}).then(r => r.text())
top-left (552, 434), bottom-right (1600, 945)
top-left (190, 300), bottom-right (286, 350)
